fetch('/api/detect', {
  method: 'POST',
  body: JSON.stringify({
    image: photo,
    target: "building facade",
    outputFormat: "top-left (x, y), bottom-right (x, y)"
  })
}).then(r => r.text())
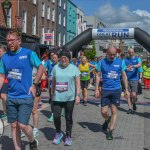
top-left (56, 0), bottom-right (67, 47)
top-left (76, 8), bottom-right (84, 35)
top-left (67, 0), bottom-right (77, 43)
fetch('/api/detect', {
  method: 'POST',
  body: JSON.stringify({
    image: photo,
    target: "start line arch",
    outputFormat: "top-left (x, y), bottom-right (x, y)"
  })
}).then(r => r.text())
top-left (62, 27), bottom-right (150, 53)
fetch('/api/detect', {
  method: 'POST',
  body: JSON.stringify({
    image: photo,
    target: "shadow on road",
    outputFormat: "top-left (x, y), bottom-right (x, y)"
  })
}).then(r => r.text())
top-left (40, 110), bottom-right (52, 118)
top-left (40, 127), bottom-right (55, 141)
top-left (0, 136), bottom-right (28, 150)
top-left (78, 122), bottom-right (105, 133)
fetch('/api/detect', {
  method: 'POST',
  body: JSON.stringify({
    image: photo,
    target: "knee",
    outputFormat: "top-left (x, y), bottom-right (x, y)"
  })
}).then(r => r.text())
top-left (18, 123), bottom-right (27, 131)
top-left (131, 93), bottom-right (136, 98)
top-left (111, 109), bottom-right (117, 115)
top-left (32, 109), bottom-right (38, 115)
top-left (101, 109), bottom-right (108, 116)
top-left (0, 94), bottom-right (6, 100)
top-left (11, 122), bottom-right (18, 129)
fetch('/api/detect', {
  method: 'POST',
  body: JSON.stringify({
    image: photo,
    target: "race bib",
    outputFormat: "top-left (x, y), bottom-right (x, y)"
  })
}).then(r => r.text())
top-left (56, 82), bottom-right (68, 92)
top-left (107, 71), bottom-right (118, 79)
top-left (7, 69), bottom-right (23, 81)
top-left (81, 72), bottom-right (88, 77)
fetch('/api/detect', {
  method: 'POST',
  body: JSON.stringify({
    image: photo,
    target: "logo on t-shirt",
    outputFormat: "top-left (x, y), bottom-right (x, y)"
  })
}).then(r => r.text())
top-left (19, 55), bottom-right (27, 59)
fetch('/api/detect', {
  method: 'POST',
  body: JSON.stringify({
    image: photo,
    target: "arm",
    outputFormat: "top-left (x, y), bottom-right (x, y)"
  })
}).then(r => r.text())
top-left (51, 77), bottom-right (56, 97)
top-left (34, 64), bottom-right (44, 84)
top-left (94, 71), bottom-right (101, 98)
top-left (88, 63), bottom-right (96, 68)
top-left (0, 74), bottom-right (4, 90)
top-left (133, 58), bottom-right (141, 68)
top-left (122, 71), bottom-right (130, 98)
top-left (75, 75), bottom-right (81, 105)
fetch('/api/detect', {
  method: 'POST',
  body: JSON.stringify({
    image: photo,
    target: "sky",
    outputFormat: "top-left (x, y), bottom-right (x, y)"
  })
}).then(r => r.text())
top-left (72, 0), bottom-right (150, 35)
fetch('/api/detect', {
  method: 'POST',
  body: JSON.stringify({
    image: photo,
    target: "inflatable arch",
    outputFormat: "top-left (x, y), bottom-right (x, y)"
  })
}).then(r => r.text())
top-left (62, 27), bottom-right (150, 53)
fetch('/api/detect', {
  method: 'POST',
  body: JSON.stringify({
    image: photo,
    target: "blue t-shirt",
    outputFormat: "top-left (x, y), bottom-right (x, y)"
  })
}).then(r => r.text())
top-left (52, 63), bottom-right (81, 102)
top-left (96, 57), bottom-right (126, 90)
top-left (0, 47), bottom-right (42, 98)
top-left (125, 56), bottom-right (141, 81)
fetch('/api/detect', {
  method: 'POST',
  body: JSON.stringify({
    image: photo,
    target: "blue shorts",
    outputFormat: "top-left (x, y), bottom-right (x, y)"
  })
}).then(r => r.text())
top-left (101, 89), bottom-right (121, 107)
top-left (6, 98), bottom-right (34, 125)
top-left (0, 83), bottom-right (8, 94)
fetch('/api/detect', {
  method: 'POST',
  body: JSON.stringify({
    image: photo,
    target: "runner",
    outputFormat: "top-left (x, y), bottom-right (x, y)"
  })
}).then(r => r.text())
top-left (79, 56), bottom-right (95, 106)
top-left (0, 44), bottom-right (8, 119)
top-left (124, 48), bottom-right (142, 113)
top-left (51, 49), bottom-right (80, 146)
top-left (0, 29), bottom-right (44, 150)
top-left (95, 46), bottom-right (129, 140)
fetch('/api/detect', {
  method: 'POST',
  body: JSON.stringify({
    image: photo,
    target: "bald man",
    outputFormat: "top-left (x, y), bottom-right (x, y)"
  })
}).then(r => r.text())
top-left (95, 46), bottom-right (129, 140)
top-left (125, 48), bottom-right (141, 114)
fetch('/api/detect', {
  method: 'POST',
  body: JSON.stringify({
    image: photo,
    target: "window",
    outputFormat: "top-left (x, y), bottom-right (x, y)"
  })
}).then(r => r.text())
top-left (52, 30), bottom-right (54, 45)
top-left (47, 6), bottom-right (50, 20)
top-left (63, 34), bottom-right (65, 45)
top-left (41, 27), bottom-right (44, 44)
top-left (41, 2), bottom-right (45, 17)
top-left (59, 0), bottom-right (61, 7)
top-left (59, 13), bottom-right (61, 25)
top-left (52, 8), bottom-right (55, 22)
top-left (22, 11), bottom-right (27, 33)
top-left (32, 15), bottom-right (36, 35)
top-left (47, 28), bottom-right (50, 45)
top-left (7, 8), bottom-right (11, 28)
top-left (63, 16), bottom-right (66, 27)
top-left (58, 32), bottom-right (61, 47)
top-left (63, 2), bottom-right (66, 10)
top-left (32, 0), bottom-right (36, 4)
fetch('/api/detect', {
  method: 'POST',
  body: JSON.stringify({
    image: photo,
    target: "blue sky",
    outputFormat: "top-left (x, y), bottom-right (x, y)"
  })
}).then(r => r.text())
top-left (72, 0), bottom-right (150, 15)
top-left (72, 0), bottom-right (150, 34)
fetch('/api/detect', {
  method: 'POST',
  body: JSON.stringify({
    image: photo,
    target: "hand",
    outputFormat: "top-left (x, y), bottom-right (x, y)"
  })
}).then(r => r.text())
top-left (124, 90), bottom-right (130, 99)
top-left (28, 84), bottom-right (36, 97)
top-left (75, 96), bottom-right (80, 105)
top-left (139, 79), bottom-right (142, 83)
top-left (94, 89), bottom-right (99, 98)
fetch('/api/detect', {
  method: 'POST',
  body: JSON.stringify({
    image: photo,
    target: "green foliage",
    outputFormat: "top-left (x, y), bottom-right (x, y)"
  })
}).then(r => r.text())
top-left (83, 40), bottom-right (96, 61)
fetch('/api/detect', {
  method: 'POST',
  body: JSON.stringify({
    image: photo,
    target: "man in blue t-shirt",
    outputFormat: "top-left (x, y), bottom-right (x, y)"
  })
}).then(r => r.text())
top-left (0, 30), bottom-right (44, 150)
top-left (95, 46), bottom-right (129, 140)
top-left (124, 48), bottom-right (141, 114)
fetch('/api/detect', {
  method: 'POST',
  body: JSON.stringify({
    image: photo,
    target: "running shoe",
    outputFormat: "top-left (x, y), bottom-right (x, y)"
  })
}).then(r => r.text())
top-left (0, 112), bottom-right (7, 119)
top-left (47, 114), bottom-right (54, 122)
top-left (53, 132), bottom-right (63, 145)
top-left (133, 103), bottom-right (137, 111)
top-left (64, 136), bottom-right (72, 146)
top-left (33, 129), bottom-right (39, 138)
top-left (127, 109), bottom-right (133, 114)
top-left (106, 129), bottom-right (113, 140)
top-left (30, 139), bottom-right (38, 150)
top-left (102, 116), bottom-right (111, 131)
top-left (83, 101), bottom-right (87, 106)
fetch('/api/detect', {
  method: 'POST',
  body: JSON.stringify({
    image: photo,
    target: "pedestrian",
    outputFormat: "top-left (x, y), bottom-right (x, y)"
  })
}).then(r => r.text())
top-left (0, 44), bottom-right (8, 119)
top-left (0, 29), bottom-right (44, 150)
top-left (124, 48), bottom-right (142, 113)
top-left (95, 46), bottom-right (129, 140)
top-left (79, 56), bottom-right (95, 106)
top-left (51, 49), bottom-right (81, 146)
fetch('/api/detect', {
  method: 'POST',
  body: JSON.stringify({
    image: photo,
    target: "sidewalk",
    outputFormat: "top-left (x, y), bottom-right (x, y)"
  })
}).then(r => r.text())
top-left (0, 89), bottom-right (149, 150)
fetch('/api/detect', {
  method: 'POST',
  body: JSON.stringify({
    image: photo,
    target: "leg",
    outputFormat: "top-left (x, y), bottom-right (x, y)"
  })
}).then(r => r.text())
top-left (109, 104), bottom-right (118, 130)
top-left (11, 122), bottom-right (21, 150)
top-left (0, 93), bottom-right (7, 113)
top-left (64, 101), bottom-right (75, 137)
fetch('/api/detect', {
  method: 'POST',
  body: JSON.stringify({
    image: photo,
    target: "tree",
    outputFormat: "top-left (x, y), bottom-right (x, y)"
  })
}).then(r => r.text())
top-left (83, 40), bottom-right (96, 60)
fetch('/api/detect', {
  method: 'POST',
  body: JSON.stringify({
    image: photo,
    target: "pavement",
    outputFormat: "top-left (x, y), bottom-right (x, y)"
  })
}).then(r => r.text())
top-left (0, 88), bottom-right (150, 150)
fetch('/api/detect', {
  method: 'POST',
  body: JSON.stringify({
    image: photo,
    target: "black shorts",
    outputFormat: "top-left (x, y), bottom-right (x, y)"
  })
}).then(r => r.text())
top-left (0, 83), bottom-right (8, 94)
top-left (81, 80), bottom-right (89, 89)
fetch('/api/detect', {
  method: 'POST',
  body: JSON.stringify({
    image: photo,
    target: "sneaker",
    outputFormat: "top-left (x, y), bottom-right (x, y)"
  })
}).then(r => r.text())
top-left (64, 136), bottom-right (72, 146)
top-left (30, 139), bottom-right (38, 150)
top-left (21, 130), bottom-right (26, 138)
top-left (127, 109), bottom-right (133, 114)
top-left (102, 116), bottom-right (111, 131)
top-left (0, 113), bottom-right (7, 119)
top-left (33, 129), bottom-right (39, 138)
top-left (37, 102), bottom-right (42, 109)
top-left (88, 84), bottom-right (94, 89)
top-left (83, 101), bottom-right (87, 106)
top-left (47, 114), bottom-right (54, 122)
top-left (106, 129), bottom-right (113, 140)
top-left (133, 103), bottom-right (137, 111)
top-left (53, 132), bottom-right (63, 145)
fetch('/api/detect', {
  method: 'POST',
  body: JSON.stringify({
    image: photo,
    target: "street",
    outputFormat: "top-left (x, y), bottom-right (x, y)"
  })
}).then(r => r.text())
top-left (0, 88), bottom-right (150, 150)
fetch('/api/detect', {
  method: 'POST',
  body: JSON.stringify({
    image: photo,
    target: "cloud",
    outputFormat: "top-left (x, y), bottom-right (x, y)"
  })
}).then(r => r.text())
top-left (95, 3), bottom-right (150, 34)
